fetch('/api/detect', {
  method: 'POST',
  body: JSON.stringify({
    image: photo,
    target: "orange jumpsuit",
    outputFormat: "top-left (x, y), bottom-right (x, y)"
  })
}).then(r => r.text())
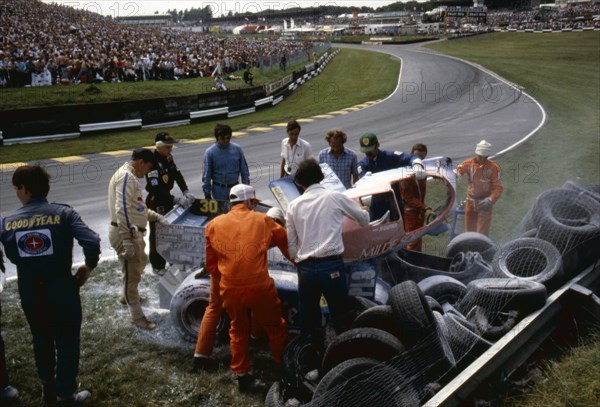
top-left (194, 272), bottom-right (222, 357)
top-left (205, 204), bottom-right (290, 374)
top-left (400, 177), bottom-right (427, 251)
top-left (457, 157), bottom-right (503, 236)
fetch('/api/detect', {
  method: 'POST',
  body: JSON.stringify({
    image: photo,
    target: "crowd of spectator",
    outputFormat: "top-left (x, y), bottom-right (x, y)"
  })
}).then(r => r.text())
top-left (444, 4), bottom-right (600, 32)
top-left (0, 0), bottom-right (312, 88)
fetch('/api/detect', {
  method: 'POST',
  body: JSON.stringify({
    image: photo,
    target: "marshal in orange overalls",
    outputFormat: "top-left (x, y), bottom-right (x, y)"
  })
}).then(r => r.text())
top-left (205, 204), bottom-right (290, 374)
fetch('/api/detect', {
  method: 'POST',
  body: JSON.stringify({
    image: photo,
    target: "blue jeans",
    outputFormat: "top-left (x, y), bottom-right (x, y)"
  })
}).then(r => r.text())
top-left (297, 258), bottom-right (349, 339)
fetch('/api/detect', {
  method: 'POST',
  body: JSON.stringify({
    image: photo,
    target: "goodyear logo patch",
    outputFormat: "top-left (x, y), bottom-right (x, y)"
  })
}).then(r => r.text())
top-left (16, 229), bottom-right (54, 257)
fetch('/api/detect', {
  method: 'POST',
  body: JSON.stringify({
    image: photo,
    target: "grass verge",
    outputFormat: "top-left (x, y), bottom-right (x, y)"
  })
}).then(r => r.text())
top-left (1, 261), bottom-right (274, 406)
top-left (426, 32), bottom-right (600, 246)
top-left (0, 48), bottom-right (399, 164)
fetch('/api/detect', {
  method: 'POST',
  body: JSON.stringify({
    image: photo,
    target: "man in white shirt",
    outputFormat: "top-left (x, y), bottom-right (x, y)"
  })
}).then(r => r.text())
top-left (280, 119), bottom-right (313, 178)
top-left (286, 158), bottom-right (369, 342)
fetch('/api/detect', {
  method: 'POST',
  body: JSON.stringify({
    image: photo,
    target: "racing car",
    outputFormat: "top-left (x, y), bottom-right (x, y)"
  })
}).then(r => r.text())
top-left (156, 158), bottom-right (457, 341)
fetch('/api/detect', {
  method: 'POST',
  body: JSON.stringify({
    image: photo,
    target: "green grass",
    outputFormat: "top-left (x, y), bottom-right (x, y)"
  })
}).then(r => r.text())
top-left (1, 261), bottom-right (273, 406)
top-left (426, 32), bottom-right (600, 245)
top-left (0, 48), bottom-right (400, 163)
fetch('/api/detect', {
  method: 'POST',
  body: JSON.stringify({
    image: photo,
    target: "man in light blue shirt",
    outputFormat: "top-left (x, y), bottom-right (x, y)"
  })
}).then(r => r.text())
top-left (318, 128), bottom-right (358, 189)
top-left (202, 124), bottom-right (250, 200)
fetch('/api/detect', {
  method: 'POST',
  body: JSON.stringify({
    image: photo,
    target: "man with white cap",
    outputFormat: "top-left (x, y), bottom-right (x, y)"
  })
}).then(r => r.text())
top-left (456, 140), bottom-right (504, 236)
top-left (204, 184), bottom-right (291, 393)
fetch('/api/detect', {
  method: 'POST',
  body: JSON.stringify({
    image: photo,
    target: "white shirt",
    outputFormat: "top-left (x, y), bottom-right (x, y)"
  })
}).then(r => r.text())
top-left (280, 137), bottom-right (313, 176)
top-left (286, 184), bottom-right (370, 262)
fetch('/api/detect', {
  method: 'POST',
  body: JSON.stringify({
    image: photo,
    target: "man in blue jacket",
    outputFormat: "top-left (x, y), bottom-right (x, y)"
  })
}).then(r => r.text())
top-left (0, 165), bottom-right (101, 406)
top-left (357, 132), bottom-right (425, 178)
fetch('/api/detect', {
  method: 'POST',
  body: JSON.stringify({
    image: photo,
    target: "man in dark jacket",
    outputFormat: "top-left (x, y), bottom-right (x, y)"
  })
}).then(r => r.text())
top-left (0, 165), bottom-right (101, 406)
top-left (145, 132), bottom-right (195, 274)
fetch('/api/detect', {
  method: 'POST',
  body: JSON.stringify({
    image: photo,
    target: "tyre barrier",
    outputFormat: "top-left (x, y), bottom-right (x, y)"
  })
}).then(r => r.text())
top-left (530, 187), bottom-right (600, 259)
top-left (466, 305), bottom-right (520, 342)
top-left (320, 327), bottom-right (405, 375)
top-left (378, 249), bottom-right (493, 286)
top-left (492, 237), bottom-right (563, 288)
top-left (352, 305), bottom-right (405, 341)
top-left (281, 334), bottom-right (321, 402)
top-left (445, 232), bottom-right (498, 263)
top-left (311, 358), bottom-right (421, 407)
top-left (388, 281), bottom-right (436, 346)
top-left (457, 278), bottom-right (547, 320)
top-left (418, 275), bottom-right (467, 306)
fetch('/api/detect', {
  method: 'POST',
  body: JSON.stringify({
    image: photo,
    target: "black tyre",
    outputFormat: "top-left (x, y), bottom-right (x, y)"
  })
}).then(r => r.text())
top-left (169, 275), bottom-right (229, 343)
top-left (445, 232), bottom-right (498, 262)
top-left (458, 278), bottom-right (547, 319)
top-left (531, 188), bottom-right (600, 254)
top-left (312, 358), bottom-right (420, 407)
top-left (265, 381), bottom-right (285, 407)
top-left (353, 305), bottom-right (404, 340)
top-left (321, 327), bottom-right (405, 375)
top-left (312, 357), bottom-right (379, 402)
top-left (281, 334), bottom-right (320, 397)
top-left (466, 306), bottom-right (519, 342)
top-left (493, 237), bottom-right (563, 288)
top-left (418, 276), bottom-right (467, 306)
top-left (388, 281), bottom-right (435, 345)
top-left (425, 296), bottom-right (444, 314)
top-left (443, 312), bottom-right (492, 362)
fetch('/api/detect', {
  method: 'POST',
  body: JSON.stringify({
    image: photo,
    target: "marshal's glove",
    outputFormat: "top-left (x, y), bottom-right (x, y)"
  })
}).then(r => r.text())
top-left (412, 163), bottom-right (426, 180)
top-left (184, 191), bottom-right (196, 207)
top-left (478, 198), bottom-right (493, 210)
top-left (158, 215), bottom-right (169, 225)
top-left (173, 195), bottom-right (189, 208)
top-left (122, 239), bottom-right (136, 261)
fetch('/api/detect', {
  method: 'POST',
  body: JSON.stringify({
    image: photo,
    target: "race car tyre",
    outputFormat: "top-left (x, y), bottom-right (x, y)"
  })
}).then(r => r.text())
top-left (418, 276), bottom-right (467, 306)
top-left (388, 281), bottom-right (435, 346)
top-left (169, 276), bottom-right (229, 343)
top-left (458, 278), bottom-right (547, 320)
top-left (312, 358), bottom-right (420, 407)
top-left (493, 237), bottom-right (563, 288)
top-left (352, 305), bottom-right (404, 340)
top-left (321, 327), bottom-right (405, 375)
top-left (265, 381), bottom-right (285, 407)
top-left (445, 232), bottom-right (497, 262)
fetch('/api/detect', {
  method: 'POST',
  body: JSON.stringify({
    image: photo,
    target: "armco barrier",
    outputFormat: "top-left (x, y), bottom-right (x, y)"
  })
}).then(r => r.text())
top-left (0, 48), bottom-right (339, 145)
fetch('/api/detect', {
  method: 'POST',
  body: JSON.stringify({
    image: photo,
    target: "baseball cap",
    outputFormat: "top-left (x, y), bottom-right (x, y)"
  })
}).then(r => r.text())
top-left (475, 140), bottom-right (492, 156)
top-left (229, 184), bottom-right (258, 203)
top-left (155, 132), bottom-right (176, 146)
top-left (131, 148), bottom-right (154, 162)
top-left (360, 133), bottom-right (378, 153)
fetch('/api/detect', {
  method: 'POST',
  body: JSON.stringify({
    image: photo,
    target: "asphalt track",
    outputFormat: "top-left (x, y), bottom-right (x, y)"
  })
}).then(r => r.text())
top-left (0, 43), bottom-right (545, 275)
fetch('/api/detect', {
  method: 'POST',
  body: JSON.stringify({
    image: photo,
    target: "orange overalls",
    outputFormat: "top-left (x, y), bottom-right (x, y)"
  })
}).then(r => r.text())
top-left (205, 204), bottom-right (290, 374)
top-left (400, 177), bottom-right (428, 251)
top-left (457, 157), bottom-right (503, 236)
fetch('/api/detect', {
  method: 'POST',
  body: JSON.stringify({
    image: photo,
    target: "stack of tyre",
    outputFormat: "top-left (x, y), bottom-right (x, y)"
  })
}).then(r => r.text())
top-left (265, 182), bottom-right (600, 407)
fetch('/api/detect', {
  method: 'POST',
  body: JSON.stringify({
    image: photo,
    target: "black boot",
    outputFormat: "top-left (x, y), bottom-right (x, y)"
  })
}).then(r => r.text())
top-left (192, 356), bottom-right (218, 373)
top-left (42, 381), bottom-right (56, 407)
top-left (237, 373), bottom-right (267, 394)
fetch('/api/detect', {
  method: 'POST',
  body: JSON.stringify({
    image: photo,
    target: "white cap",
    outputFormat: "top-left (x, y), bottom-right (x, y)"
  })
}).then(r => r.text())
top-left (475, 140), bottom-right (492, 156)
top-left (229, 184), bottom-right (257, 203)
top-left (266, 207), bottom-right (286, 227)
